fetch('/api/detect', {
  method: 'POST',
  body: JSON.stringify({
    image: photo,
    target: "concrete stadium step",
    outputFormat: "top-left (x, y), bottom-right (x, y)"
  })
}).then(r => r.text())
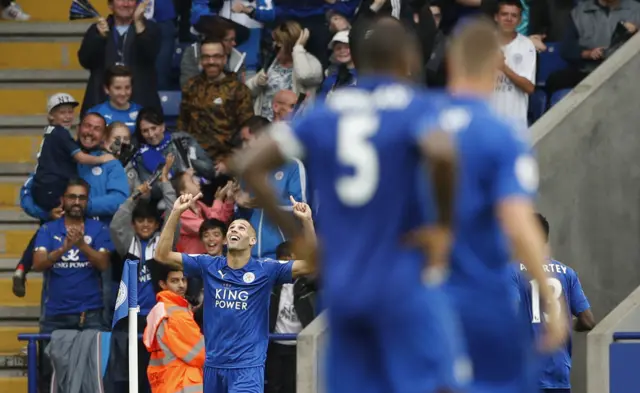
top-left (17, 0), bottom-right (110, 22)
top-left (0, 207), bottom-right (37, 224)
top-left (0, 70), bottom-right (88, 83)
top-left (0, 41), bottom-right (82, 71)
top-left (0, 272), bottom-right (42, 309)
top-left (0, 323), bottom-right (38, 354)
top-left (0, 224), bottom-right (38, 256)
top-left (0, 177), bottom-right (27, 207)
top-left (0, 134), bottom-right (40, 167)
top-left (0, 375), bottom-right (27, 391)
top-left (0, 22), bottom-right (91, 38)
top-left (0, 353), bottom-right (27, 370)
top-left (0, 84), bottom-right (85, 116)
top-left (0, 257), bottom-right (20, 273)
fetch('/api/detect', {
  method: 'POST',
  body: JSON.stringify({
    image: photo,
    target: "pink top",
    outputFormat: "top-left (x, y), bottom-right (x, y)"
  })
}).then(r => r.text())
top-left (176, 199), bottom-right (234, 254)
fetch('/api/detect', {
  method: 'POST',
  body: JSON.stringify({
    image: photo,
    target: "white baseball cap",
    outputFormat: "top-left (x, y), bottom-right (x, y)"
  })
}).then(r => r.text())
top-left (328, 30), bottom-right (350, 49)
top-left (47, 93), bottom-right (79, 114)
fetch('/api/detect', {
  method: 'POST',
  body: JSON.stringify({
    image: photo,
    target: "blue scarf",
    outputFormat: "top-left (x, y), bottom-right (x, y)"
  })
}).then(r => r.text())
top-left (135, 132), bottom-right (172, 174)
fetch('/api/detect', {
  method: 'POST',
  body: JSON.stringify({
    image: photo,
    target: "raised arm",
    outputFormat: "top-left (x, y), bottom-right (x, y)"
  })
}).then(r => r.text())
top-left (289, 196), bottom-right (317, 278)
top-left (156, 193), bottom-right (202, 269)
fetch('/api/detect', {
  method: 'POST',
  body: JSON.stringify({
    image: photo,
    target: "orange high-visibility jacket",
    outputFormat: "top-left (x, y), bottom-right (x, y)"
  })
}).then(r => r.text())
top-left (143, 290), bottom-right (205, 393)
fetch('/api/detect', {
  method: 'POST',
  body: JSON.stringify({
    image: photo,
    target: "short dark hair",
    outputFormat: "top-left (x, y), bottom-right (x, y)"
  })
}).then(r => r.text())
top-left (66, 177), bottom-right (90, 194)
top-left (200, 38), bottom-right (226, 51)
top-left (103, 64), bottom-right (132, 88)
top-left (199, 219), bottom-right (228, 239)
top-left (276, 241), bottom-right (293, 260)
top-left (134, 107), bottom-right (165, 146)
top-left (495, 0), bottom-right (523, 14)
top-left (151, 262), bottom-right (183, 294)
top-left (132, 200), bottom-right (160, 223)
top-left (241, 115), bottom-right (271, 136)
top-left (170, 171), bottom-right (189, 194)
top-left (81, 112), bottom-right (107, 129)
top-left (536, 213), bottom-right (550, 241)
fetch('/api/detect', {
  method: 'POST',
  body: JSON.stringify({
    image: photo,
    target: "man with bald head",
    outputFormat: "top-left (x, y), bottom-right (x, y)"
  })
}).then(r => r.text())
top-left (155, 194), bottom-right (316, 393)
top-left (272, 89), bottom-right (298, 122)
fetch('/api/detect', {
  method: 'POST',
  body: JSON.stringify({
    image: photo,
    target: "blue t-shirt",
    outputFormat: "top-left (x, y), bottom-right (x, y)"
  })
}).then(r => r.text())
top-left (34, 218), bottom-right (113, 316)
top-left (88, 101), bottom-right (141, 134)
top-left (181, 254), bottom-right (293, 368)
top-left (511, 260), bottom-right (591, 389)
top-left (33, 126), bottom-right (81, 191)
top-left (268, 76), bottom-right (444, 314)
top-left (137, 239), bottom-right (156, 316)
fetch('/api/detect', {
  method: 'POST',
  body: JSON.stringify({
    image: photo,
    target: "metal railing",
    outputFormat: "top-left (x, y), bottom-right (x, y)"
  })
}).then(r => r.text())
top-left (18, 332), bottom-right (298, 393)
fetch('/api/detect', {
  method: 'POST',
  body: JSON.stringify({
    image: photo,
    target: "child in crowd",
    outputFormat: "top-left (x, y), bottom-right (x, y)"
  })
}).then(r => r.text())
top-left (170, 170), bottom-right (235, 253)
top-left (104, 121), bottom-right (136, 165)
top-left (88, 65), bottom-right (142, 133)
top-left (31, 93), bottom-right (115, 212)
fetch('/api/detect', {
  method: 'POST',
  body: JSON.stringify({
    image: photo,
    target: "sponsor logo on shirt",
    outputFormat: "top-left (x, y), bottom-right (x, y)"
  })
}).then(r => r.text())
top-left (215, 288), bottom-right (249, 310)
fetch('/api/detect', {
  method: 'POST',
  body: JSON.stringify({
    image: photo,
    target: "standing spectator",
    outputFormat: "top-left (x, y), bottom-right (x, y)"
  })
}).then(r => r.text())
top-left (326, 10), bottom-right (351, 34)
top-left (148, 0), bottom-right (178, 90)
top-left (0, 0), bottom-right (28, 20)
top-left (78, 0), bottom-right (161, 114)
top-left (178, 39), bottom-right (254, 162)
top-left (180, 15), bottom-right (250, 87)
top-left (128, 107), bottom-right (216, 201)
top-left (491, 0), bottom-right (536, 133)
top-left (32, 178), bottom-right (113, 393)
top-left (266, 241), bottom-right (317, 393)
top-left (546, 0), bottom-right (640, 96)
top-left (88, 65), bottom-right (142, 133)
top-left (246, 22), bottom-right (323, 121)
top-left (144, 264), bottom-right (204, 393)
top-left (318, 30), bottom-right (357, 97)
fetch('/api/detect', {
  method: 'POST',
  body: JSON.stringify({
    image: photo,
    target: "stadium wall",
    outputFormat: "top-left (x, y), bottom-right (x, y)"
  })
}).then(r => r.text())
top-left (531, 33), bottom-right (640, 393)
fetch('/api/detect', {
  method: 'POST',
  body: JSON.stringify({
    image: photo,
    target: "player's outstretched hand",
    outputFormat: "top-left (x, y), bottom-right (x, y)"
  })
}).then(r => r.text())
top-left (540, 305), bottom-right (569, 352)
top-left (290, 196), bottom-right (311, 221)
top-left (173, 193), bottom-right (202, 214)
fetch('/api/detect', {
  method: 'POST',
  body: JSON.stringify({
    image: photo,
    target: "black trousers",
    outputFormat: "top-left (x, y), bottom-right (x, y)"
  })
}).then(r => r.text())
top-left (1, 0), bottom-right (11, 8)
top-left (265, 342), bottom-right (297, 393)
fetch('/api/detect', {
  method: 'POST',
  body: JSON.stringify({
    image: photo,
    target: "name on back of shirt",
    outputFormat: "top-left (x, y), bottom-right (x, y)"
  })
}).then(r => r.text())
top-left (519, 263), bottom-right (568, 275)
top-left (327, 85), bottom-right (412, 112)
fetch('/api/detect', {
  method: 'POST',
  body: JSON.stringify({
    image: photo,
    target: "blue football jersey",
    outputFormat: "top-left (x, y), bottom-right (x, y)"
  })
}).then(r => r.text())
top-left (181, 254), bottom-right (293, 368)
top-left (268, 76), bottom-right (445, 314)
top-left (88, 101), bottom-right (141, 133)
top-left (511, 259), bottom-right (591, 389)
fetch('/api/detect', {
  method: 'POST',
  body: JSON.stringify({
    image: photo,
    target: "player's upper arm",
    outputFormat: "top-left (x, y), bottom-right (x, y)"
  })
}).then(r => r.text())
top-left (94, 224), bottom-right (115, 253)
top-left (264, 259), bottom-right (294, 285)
top-left (268, 110), bottom-right (319, 161)
top-left (292, 259), bottom-right (315, 279)
top-left (180, 253), bottom-right (216, 278)
top-left (569, 270), bottom-right (596, 331)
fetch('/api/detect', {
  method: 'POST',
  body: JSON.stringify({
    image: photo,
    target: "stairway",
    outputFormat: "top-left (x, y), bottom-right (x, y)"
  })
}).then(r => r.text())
top-left (0, 0), bottom-right (109, 390)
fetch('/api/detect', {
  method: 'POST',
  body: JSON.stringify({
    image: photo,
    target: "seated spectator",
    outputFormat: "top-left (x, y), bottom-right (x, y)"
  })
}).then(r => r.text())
top-left (15, 113), bottom-right (129, 301)
top-left (547, 0), bottom-right (640, 96)
top-left (528, 0), bottom-right (573, 51)
top-left (266, 240), bottom-right (317, 393)
top-left (235, 116), bottom-right (308, 259)
top-left (171, 171), bottom-right (234, 253)
top-left (32, 178), bottom-right (112, 392)
top-left (144, 264), bottom-right (204, 393)
top-left (246, 21), bottom-right (323, 121)
top-left (78, 0), bottom-right (161, 114)
top-left (0, 0), bottom-right (28, 20)
top-left (88, 65), bottom-right (142, 133)
top-left (318, 30), bottom-right (357, 97)
top-left (180, 15), bottom-right (250, 87)
top-left (178, 39), bottom-right (254, 162)
top-left (490, 0), bottom-right (535, 133)
top-left (128, 107), bottom-right (216, 201)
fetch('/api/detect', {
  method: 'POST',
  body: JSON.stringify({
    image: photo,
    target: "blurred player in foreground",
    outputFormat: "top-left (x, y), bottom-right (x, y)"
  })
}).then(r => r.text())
top-left (435, 19), bottom-right (569, 393)
top-left (512, 213), bottom-right (595, 393)
top-left (155, 194), bottom-right (316, 393)
top-left (231, 17), bottom-right (470, 393)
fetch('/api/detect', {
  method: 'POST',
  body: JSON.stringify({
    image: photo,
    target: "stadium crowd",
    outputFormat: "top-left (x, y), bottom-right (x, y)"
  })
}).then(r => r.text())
top-left (2, 0), bottom-right (633, 391)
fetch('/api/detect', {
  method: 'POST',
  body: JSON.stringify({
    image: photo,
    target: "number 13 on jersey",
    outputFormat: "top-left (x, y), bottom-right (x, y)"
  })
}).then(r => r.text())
top-left (530, 278), bottom-right (563, 323)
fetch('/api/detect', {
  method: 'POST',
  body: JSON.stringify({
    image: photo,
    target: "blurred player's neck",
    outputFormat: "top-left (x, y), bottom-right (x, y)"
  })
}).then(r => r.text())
top-left (448, 75), bottom-right (494, 99)
top-left (227, 249), bottom-right (252, 269)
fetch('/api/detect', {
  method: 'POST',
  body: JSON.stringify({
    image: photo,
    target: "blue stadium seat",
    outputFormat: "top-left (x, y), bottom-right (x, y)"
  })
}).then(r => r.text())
top-left (550, 88), bottom-right (572, 107)
top-left (158, 91), bottom-right (181, 128)
top-left (536, 42), bottom-right (567, 87)
top-left (528, 89), bottom-right (548, 124)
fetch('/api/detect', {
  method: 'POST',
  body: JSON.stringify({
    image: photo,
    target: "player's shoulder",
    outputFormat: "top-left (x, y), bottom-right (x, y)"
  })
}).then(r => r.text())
top-left (187, 253), bottom-right (224, 265)
top-left (325, 83), bottom-right (416, 113)
top-left (256, 257), bottom-right (289, 266)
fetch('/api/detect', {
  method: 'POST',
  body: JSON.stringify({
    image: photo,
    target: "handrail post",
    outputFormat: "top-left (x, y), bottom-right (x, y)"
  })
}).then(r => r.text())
top-left (27, 338), bottom-right (37, 393)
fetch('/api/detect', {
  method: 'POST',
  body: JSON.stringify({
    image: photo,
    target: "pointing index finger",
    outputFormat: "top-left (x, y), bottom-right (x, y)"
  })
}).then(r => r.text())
top-left (289, 195), bottom-right (297, 205)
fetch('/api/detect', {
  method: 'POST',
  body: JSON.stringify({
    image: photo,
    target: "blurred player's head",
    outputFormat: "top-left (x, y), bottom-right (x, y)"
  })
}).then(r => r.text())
top-left (104, 121), bottom-right (131, 152)
top-left (171, 170), bottom-right (202, 197)
top-left (353, 17), bottom-right (423, 81)
top-left (276, 241), bottom-right (295, 260)
top-left (240, 116), bottom-right (271, 148)
top-left (78, 113), bottom-right (107, 151)
top-left (47, 93), bottom-right (79, 129)
top-left (200, 39), bottom-right (228, 79)
top-left (226, 219), bottom-right (257, 251)
top-left (152, 264), bottom-right (187, 296)
top-left (103, 65), bottom-right (133, 109)
top-left (446, 18), bottom-right (501, 96)
top-left (272, 90), bottom-right (297, 122)
top-left (132, 200), bottom-right (161, 240)
top-left (199, 218), bottom-right (228, 256)
top-left (494, 0), bottom-right (522, 35)
top-left (62, 178), bottom-right (90, 219)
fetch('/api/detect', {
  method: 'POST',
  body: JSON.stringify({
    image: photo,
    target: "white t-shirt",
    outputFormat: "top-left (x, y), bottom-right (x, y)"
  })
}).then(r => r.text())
top-left (491, 33), bottom-right (536, 134)
top-left (274, 283), bottom-right (303, 345)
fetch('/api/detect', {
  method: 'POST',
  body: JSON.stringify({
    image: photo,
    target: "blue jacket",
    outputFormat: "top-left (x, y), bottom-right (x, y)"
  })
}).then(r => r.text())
top-left (253, 0), bottom-right (359, 23)
top-left (21, 150), bottom-right (129, 224)
top-left (237, 159), bottom-right (308, 259)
